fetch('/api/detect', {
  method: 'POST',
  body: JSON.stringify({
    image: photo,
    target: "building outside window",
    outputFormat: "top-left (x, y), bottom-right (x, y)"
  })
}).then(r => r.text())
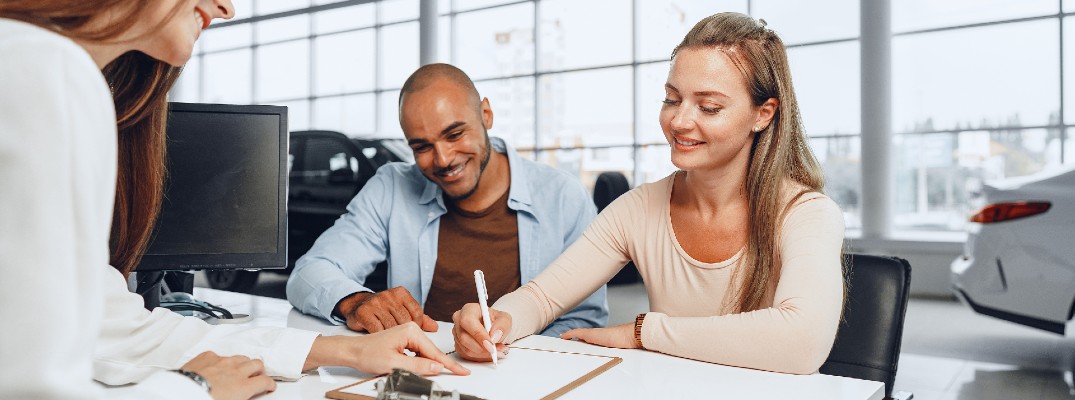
top-left (173, 0), bottom-right (1073, 237)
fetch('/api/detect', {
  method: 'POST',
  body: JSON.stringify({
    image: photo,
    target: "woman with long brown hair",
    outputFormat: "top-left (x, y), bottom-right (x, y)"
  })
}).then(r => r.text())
top-left (0, 1), bottom-right (465, 399)
top-left (452, 12), bottom-right (845, 375)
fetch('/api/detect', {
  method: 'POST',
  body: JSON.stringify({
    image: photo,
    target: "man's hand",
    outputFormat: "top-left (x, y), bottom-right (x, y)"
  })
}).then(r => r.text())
top-left (559, 323), bottom-right (638, 349)
top-left (335, 287), bottom-right (438, 333)
top-left (304, 323), bottom-right (470, 376)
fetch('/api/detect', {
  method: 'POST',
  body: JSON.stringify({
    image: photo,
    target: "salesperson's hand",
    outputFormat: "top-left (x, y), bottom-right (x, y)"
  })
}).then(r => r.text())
top-left (451, 303), bottom-right (511, 362)
top-left (304, 322), bottom-right (469, 376)
top-left (336, 287), bottom-right (439, 333)
top-left (560, 323), bottom-right (639, 349)
top-left (181, 351), bottom-right (276, 400)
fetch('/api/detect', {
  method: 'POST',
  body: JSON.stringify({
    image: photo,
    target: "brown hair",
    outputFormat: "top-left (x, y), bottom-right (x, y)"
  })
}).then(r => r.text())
top-left (1, 1), bottom-right (185, 278)
top-left (672, 12), bottom-right (833, 313)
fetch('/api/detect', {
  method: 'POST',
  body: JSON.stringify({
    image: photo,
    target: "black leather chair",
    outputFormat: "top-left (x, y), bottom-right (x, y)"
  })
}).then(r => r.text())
top-left (593, 171), bottom-right (631, 213)
top-left (820, 254), bottom-right (913, 400)
top-left (592, 172), bottom-right (639, 285)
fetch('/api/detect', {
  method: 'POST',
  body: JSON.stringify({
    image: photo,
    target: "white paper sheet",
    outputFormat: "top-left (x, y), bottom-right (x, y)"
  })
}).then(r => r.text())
top-left (334, 347), bottom-right (619, 400)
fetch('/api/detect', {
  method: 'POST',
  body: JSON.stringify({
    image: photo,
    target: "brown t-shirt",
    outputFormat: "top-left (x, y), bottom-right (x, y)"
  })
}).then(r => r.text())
top-left (423, 189), bottom-right (521, 322)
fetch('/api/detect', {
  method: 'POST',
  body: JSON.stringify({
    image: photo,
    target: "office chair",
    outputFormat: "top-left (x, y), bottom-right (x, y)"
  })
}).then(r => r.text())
top-left (820, 253), bottom-right (913, 400)
top-left (592, 172), bottom-right (639, 285)
top-left (593, 171), bottom-right (631, 213)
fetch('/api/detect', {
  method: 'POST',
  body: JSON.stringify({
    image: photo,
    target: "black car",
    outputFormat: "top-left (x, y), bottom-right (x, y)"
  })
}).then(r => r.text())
top-left (205, 130), bottom-right (410, 292)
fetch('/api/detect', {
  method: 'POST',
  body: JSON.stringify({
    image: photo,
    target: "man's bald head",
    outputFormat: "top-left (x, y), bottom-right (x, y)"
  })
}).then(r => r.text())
top-left (398, 63), bottom-right (481, 111)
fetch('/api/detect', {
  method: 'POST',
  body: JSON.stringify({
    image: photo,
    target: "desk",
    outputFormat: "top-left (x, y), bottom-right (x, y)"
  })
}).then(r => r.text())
top-left (187, 288), bottom-right (884, 400)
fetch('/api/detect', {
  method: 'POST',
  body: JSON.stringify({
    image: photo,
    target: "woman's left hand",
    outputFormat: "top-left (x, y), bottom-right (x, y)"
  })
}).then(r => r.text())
top-left (559, 323), bottom-right (638, 349)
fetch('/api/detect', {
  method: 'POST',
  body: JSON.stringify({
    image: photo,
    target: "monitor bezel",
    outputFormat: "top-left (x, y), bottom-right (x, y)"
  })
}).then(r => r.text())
top-left (136, 102), bottom-right (288, 272)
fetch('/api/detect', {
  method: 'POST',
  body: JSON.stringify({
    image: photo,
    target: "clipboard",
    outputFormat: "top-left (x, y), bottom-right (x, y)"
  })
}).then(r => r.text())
top-left (326, 347), bottom-right (622, 400)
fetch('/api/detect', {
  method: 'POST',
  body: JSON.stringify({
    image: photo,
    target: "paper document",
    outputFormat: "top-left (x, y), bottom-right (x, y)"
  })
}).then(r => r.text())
top-left (327, 346), bottom-right (621, 400)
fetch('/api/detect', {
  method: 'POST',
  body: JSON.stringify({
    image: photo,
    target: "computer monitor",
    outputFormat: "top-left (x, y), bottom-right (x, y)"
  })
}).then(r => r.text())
top-left (138, 102), bottom-right (288, 273)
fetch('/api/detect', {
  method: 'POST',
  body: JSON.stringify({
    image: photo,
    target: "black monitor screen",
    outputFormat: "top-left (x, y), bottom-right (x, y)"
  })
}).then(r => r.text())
top-left (138, 103), bottom-right (288, 271)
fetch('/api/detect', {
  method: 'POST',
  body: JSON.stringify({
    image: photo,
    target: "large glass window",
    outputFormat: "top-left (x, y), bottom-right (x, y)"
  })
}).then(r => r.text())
top-left (537, 0), bottom-right (631, 71)
top-left (891, 15), bottom-right (1064, 231)
top-left (750, 0), bottom-right (859, 45)
top-left (378, 22), bottom-right (419, 89)
top-left (314, 30), bottom-right (376, 96)
top-left (893, 0), bottom-right (1056, 33)
top-left (176, 1), bottom-right (1072, 236)
top-left (538, 67), bottom-right (633, 148)
top-left (635, 1), bottom-right (746, 63)
top-left (255, 40), bottom-right (310, 102)
top-left (474, 77), bottom-right (537, 150)
top-left (201, 49), bottom-right (252, 104)
top-left (182, 0), bottom-right (418, 140)
top-left (452, 3), bottom-right (535, 80)
top-left (893, 21), bottom-right (1059, 133)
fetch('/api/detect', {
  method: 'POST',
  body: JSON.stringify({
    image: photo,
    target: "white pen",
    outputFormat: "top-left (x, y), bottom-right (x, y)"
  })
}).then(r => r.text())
top-left (473, 269), bottom-right (498, 366)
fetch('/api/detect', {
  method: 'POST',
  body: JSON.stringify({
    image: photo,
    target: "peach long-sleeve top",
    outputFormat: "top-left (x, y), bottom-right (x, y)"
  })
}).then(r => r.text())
top-left (492, 173), bottom-right (845, 374)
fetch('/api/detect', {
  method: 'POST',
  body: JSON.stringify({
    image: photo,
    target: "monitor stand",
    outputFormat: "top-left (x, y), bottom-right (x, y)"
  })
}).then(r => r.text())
top-left (135, 271), bottom-right (252, 323)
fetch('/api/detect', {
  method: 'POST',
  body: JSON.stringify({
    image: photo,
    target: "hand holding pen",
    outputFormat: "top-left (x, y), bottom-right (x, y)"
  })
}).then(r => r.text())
top-left (473, 270), bottom-right (498, 366)
top-left (451, 270), bottom-right (512, 363)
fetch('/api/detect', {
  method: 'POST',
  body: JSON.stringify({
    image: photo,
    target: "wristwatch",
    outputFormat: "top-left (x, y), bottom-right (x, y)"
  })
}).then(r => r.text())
top-left (634, 312), bottom-right (647, 349)
top-left (172, 369), bottom-right (212, 393)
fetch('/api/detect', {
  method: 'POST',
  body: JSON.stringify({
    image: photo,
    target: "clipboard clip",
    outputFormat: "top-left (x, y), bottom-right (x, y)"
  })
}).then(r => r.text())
top-left (374, 369), bottom-right (486, 400)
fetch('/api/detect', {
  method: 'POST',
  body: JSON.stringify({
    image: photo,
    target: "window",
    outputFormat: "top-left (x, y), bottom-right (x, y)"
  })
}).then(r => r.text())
top-left (182, 0), bottom-right (419, 140)
top-left (175, 1), bottom-right (1071, 236)
top-left (891, 14), bottom-right (1064, 231)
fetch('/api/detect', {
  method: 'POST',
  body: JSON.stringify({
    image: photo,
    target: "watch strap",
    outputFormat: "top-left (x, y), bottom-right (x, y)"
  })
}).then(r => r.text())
top-left (634, 312), bottom-right (647, 349)
top-left (172, 369), bottom-right (212, 393)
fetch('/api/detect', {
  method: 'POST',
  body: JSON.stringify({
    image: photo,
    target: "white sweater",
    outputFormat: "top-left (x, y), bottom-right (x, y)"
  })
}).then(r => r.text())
top-left (0, 18), bottom-right (316, 399)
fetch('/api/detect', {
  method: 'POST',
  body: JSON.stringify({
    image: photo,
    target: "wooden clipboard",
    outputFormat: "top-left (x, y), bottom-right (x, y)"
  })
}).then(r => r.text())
top-left (326, 347), bottom-right (622, 400)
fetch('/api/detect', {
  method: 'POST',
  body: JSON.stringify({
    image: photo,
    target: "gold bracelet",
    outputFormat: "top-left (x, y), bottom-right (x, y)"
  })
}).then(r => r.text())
top-left (634, 313), bottom-right (647, 349)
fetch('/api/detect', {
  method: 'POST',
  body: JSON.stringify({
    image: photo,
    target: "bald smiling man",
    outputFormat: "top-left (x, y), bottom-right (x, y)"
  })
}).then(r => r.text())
top-left (286, 64), bottom-right (608, 338)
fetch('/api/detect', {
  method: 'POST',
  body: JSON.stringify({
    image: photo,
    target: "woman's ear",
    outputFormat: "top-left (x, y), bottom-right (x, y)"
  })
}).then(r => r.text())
top-left (754, 98), bottom-right (778, 131)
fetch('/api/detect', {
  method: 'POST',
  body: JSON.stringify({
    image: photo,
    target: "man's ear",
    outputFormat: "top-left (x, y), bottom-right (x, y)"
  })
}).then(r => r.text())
top-left (754, 98), bottom-right (778, 131)
top-left (481, 97), bottom-right (494, 130)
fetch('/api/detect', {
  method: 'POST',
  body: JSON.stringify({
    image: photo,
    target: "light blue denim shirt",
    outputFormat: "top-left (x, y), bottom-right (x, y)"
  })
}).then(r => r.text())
top-left (286, 137), bottom-right (607, 336)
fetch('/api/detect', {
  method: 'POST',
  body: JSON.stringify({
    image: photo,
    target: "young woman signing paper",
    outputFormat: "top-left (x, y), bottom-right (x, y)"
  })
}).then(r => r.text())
top-left (452, 12), bottom-right (845, 374)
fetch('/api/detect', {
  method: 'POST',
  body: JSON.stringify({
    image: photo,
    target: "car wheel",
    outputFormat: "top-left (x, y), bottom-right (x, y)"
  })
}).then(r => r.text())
top-left (205, 270), bottom-right (259, 293)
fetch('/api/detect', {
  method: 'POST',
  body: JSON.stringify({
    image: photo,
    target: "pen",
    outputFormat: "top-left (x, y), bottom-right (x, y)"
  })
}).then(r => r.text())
top-left (473, 269), bottom-right (498, 366)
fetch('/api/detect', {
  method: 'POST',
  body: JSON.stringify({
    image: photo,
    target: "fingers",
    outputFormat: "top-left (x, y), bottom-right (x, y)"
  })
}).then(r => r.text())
top-left (560, 328), bottom-right (589, 341)
top-left (401, 327), bottom-right (470, 376)
top-left (490, 310), bottom-right (512, 340)
top-left (419, 314), bottom-right (439, 332)
top-left (398, 292), bottom-right (427, 323)
top-left (386, 306), bottom-right (411, 328)
top-left (248, 374), bottom-right (277, 395)
top-left (351, 287), bottom-right (428, 332)
top-left (361, 311), bottom-right (385, 333)
top-left (453, 326), bottom-right (489, 361)
top-left (238, 358), bottom-right (265, 378)
top-left (451, 304), bottom-right (493, 361)
top-left (183, 353), bottom-right (277, 400)
top-left (456, 304), bottom-right (492, 344)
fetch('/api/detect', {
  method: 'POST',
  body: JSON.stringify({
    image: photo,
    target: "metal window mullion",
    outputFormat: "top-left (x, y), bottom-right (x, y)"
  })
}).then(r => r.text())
top-left (250, 13), bottom-right (259, 105)
top-left (1060, 4), bottom-right (1067, 164)
top-left (307, 10), bottom-right (316, 130)
top-left (532, 0), bottom-right (541, 161)
top-left (630, 0), bottom-right (640, 186)
top-left (374, 1), bottom-right (383, 134)
top-left (859, 0), bottom-right (892, 239)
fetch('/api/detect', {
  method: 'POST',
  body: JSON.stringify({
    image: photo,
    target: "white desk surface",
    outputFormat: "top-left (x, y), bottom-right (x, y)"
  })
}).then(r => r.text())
top-left (183, 288), bottom-right (883, 400)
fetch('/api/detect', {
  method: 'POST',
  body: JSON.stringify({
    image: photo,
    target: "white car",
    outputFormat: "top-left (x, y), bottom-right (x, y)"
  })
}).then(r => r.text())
top-left (951, 165), bottom-right (1075, 335)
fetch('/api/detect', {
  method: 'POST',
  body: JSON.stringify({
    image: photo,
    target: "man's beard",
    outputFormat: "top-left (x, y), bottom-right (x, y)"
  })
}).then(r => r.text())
top-left (445, 130), bottom-right (493, 201)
